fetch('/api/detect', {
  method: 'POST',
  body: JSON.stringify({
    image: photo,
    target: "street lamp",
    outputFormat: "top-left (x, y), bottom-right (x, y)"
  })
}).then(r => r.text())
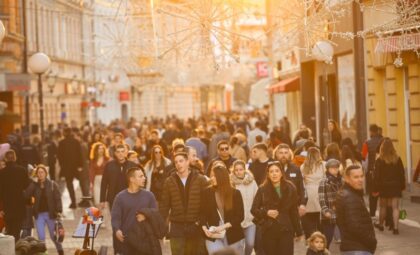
top-left (47, 74), bottom-right (57, 93)
top-left (0, 20), bottom-right (5, 44)
top-left (28, 52), bottom-right (51, 142)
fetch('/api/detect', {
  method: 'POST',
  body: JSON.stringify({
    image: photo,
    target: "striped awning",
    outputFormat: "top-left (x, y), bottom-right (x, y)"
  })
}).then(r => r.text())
top-left (375, 32), bottom-right (420, 53)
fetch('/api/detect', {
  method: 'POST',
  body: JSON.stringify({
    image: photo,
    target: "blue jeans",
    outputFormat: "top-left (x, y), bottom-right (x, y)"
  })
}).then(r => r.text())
top-left (342, 251), bottom-right (373, 255)
top-left (243, 224), bottom-right (256, 255)
top-left (35, 212), bottom-right (63, 252)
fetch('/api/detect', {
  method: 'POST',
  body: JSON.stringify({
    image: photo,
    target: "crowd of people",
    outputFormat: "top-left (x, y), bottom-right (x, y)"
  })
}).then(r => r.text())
top-left (0, 111), bottom-right (417, 255)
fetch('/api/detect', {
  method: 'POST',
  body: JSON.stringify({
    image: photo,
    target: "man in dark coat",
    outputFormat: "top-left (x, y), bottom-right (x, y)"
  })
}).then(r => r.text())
top-left (274, 143), bottom-right (308, 216)
top-left (0, 150), bottom-right (30, 241)
top-left (336, 165), bottom-right (377, 255)
top-left (57, 128), bottom-right (83, 209)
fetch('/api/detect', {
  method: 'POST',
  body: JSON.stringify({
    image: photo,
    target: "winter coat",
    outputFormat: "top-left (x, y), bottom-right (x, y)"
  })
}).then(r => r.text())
top-left (306, 248), bottom-right (330, 255)
top-left (230, 171), bottom-right (258, 228)
top-left (159, 170), bottom-right (208, 226)
top-left (284, 162), bottom-right (307, 206)
top-left (99, 160), bottom-right (138, 207)
top-left (251, 180), bottom-right (302, 237)
top-left (200, 187), bottom-right (244, 245)
top-left (373, 157), bottom-right (406, 198)
top-left (301, 162), bottom-right (325, 212)
top-left (127, 208), bottom-right (167, 255)
top-left (336, 183), bottom-right (377, 254)
top-left (25, 179), bottom-right (62, 219)
top-left (318, 172), bottom-right (343, 224)
top-left (0, 162), bottom-right (30, 221)
top-left (57, 136), bottom-right (83, 176)
top-left (144, 157), bottom-right (172, 201)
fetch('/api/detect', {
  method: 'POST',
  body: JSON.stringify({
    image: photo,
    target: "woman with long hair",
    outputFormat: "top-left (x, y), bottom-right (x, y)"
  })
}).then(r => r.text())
top-left (201, 162), bottom-right (245, 255)
top-left (327, 120), bottom-right (342, 146)
top-left (230, 160), bottom-right (258, 255)
top-left (373, 138), bottom-right (405, 235)
top-left (144, 144), bottom-right (171, 201)
top-left (89, 142), bottom-right (110, 205)
top-left (25, 165), bottom-right (63, 255)
top-left (341, 145), bottom-right (361, 170)
top-left (251, 161), bottom-right (303, 255)
top-left (324, 143), bottom-right (341, 161)
top-left (300, 147), bottom-right (325, 238)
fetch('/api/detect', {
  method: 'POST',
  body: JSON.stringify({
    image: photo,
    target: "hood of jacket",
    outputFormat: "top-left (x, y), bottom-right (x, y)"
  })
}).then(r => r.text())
top-left (230, 170), bottom-right (255, 186)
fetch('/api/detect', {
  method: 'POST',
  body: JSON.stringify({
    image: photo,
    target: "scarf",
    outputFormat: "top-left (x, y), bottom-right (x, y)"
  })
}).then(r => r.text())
top-left (230, 170), bottom-right (255, 186)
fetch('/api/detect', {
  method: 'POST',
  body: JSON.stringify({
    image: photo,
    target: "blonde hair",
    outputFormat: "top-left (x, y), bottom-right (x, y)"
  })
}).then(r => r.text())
top-left (307, 231), bottom-right (329, 254)
top-left (35, 164), bottom-right (49, 176)
top-left (302, 147), bottom-right (323, 176)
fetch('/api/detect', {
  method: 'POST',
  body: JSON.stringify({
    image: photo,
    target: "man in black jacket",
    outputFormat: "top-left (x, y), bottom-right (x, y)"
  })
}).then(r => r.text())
top-left (58, 128), bottom-right (83, 209)
top-left (0, 150), bottom-right (30, 241)
top-left (336, 165), bottom-right (377, 255)
top-left (100, 144), bottom-right (138, 210)
top-left (274, 143), bottom-right (308, 216)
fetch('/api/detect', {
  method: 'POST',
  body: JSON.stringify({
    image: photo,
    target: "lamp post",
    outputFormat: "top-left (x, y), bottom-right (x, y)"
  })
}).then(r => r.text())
top-left (28, 52), bottom-right (51, 142)
top-left (0, 20), bottom-right (5, 44)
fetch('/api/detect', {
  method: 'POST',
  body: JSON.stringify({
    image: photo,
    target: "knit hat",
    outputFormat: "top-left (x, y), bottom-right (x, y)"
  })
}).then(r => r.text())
top-left (325, 159), bottom-right (341, 169)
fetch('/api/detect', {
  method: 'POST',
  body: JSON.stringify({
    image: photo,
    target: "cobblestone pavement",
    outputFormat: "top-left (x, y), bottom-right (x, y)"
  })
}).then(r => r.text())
top-left (44, 181), bottom-right (420, 255)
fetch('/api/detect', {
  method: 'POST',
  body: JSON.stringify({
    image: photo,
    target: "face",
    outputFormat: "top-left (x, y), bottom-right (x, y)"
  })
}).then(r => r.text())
top-left (154, 148), bottom-right (163, 159)
top-left (0, 160), bottom-right (5, 169)
top-left (233, 164), bottom-right (245, 179)
top-left (275, 148), bottom-right (290, 164)
top-left (114, 135), bottom-right (123, 144)
top-left (328, 122), bottom-right (334, 132)
top-left (209, 170), bottom-right (217, 186)
top-left (313, 238), bottom-right (325, 251)
top-left (251, 149), bottom-right (260, 159)
top-left (188, 149), bottom-right (198, 163)
top-left (97, 145), bottom-right (105, 156)
top-left (218, 144), bottom-right (230, 158)
top-left (174, 155), bottom-right (189, 174)
top-left (328, 166), bottom-right (339, 177)
top-left (128, 154), bottom-right (139, 164)
top-left (151, 132), bottom-right (159, 141)
top-left (268, 165), bottom-right (282, 184)
top-left (115, 148), bottom-right (127, 162)
top-left (131, 170), bottom-right (146, 188)
top-left (37, 168), bottom-right (47, 182)
top-left (345, 168), bottom-right (364, 190)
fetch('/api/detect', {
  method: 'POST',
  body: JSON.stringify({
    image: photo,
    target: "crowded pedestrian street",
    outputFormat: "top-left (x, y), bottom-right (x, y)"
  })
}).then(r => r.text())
top-left (1, 1), bottom-right (420, 255)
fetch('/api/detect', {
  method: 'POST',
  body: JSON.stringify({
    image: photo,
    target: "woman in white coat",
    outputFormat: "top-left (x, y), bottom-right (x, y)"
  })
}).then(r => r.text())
top-left (230, 160), bottom-right (258, 255)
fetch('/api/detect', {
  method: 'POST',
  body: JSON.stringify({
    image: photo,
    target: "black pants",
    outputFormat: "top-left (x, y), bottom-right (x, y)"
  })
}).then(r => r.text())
top-left (366, 171), bottom-right (378, 217)
top-left (302, 212), bottom-right (321, 238)
top-left (65, 174), bottom-right (77, 205)
top-left (321, 221), bottom-right (335, 249)
top-left (262, 230), bottom-right (294, 255)
top-left (5, 217), bottom-right (23, 242)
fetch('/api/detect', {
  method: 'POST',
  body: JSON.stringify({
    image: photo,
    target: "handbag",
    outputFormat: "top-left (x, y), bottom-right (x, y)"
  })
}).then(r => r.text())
top-left (206, 209), bottom-right (226, 239)
top-left (399, 199), bottom-right (407, 220)
top-left (55, 217), bottom-right (65, 243)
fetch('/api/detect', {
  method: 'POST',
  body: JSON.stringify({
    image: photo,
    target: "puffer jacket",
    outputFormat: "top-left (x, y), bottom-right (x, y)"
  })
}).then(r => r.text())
top-left (336, 183), bottom-right (377, 254)
top-left (251, 180), bottom-right (302, 237)
top-left (159, 170), bottom-right (208, 224)
top-left (127, 208), bottom-right (167, 255)
top-left (25, 179), bottom-right (62, 219)
top-left (230, 171), bottom-right (258, 228)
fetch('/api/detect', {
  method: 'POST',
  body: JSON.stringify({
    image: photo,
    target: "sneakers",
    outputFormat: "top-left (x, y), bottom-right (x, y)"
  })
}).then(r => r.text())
top-left (374, 223), bottom-right (384, 231)
top-left (78, 200), bottom-right (91, 208)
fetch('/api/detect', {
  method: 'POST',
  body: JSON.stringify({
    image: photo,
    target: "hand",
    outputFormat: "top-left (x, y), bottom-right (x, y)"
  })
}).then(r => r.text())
top-left (77, 167), bottom-right (83, 172)
top-left (214, 225), bottom-right (225, 233)
top-left (202, 226), bottom-right (213, 238)
top-left (267, 210), bottom-right (279, 219)
top-left (294, 235), bottom-right (304, 242)
top-left (372, 192), bottom-right (379, 197)
top-left (298, 205), bottom-right (306, 217)
top-left (116, 230), bottom-right (124, 242)
top-left (324, 212), bottom-right (332, 219)
top-left (136, 213), bottom-right (146, 222)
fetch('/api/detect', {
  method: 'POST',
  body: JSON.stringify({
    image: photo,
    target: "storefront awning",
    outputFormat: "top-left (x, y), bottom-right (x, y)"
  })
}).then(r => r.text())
top-left (375, 32), bottom-right (420, 53)
top-left (267, 76), bottom-right (300, 94)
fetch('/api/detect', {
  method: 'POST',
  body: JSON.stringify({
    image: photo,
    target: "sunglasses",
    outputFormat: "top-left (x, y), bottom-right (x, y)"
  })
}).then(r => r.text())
top-left (154, 151), bottom-right (162, 154)
top-left (219, 147), bottom-right (229, 151)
